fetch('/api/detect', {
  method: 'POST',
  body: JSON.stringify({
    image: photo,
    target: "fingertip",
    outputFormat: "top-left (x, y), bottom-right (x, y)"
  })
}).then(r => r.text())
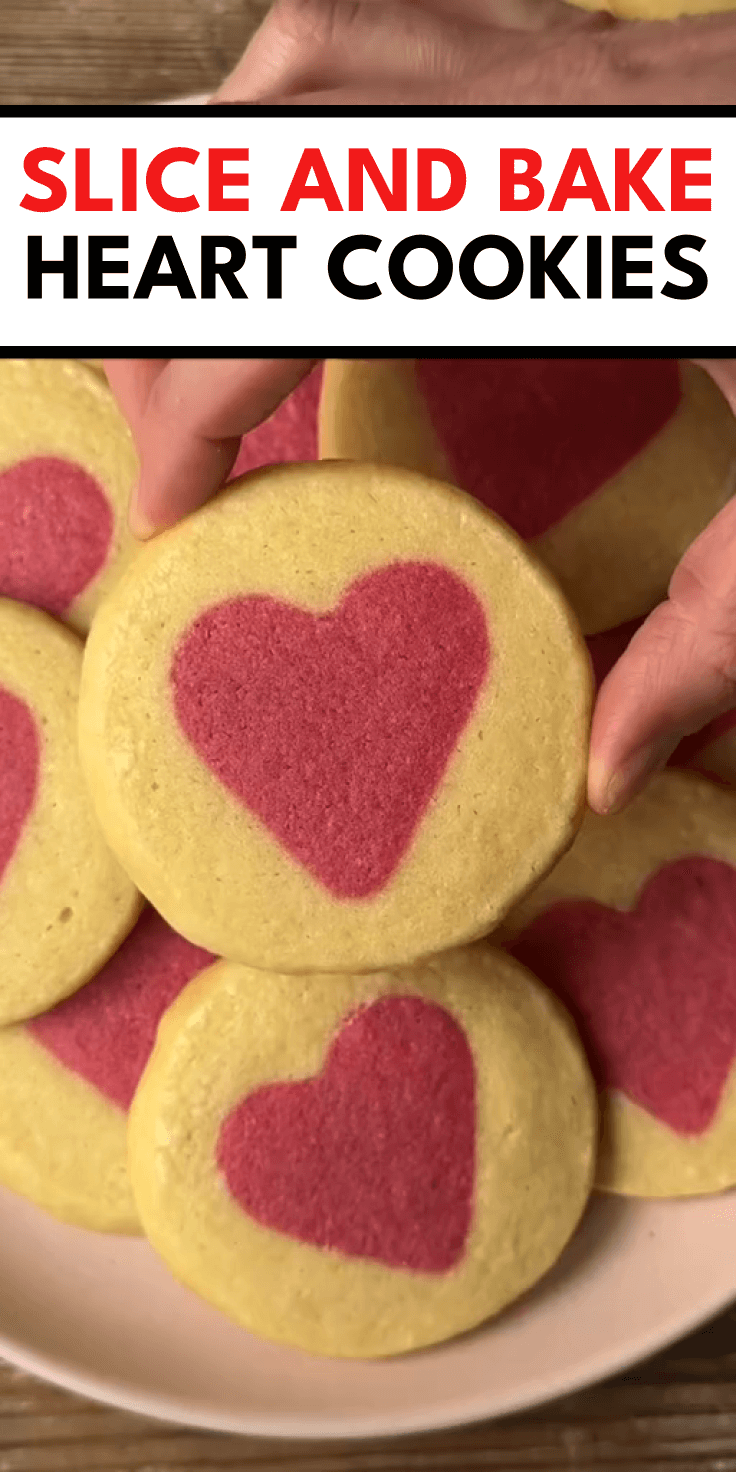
top-left (127, 478), bottom-right (163, 540)
top-left (127, 502), bottom-right (158, 541)
top-left (586, 754), bottom-right (616, 816)
top-left (587, 742), bottom-right (671, 818)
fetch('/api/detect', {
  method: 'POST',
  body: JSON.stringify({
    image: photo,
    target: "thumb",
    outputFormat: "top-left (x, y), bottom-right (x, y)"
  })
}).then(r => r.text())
top-left (692, 359), bottom-right (736, 416)
top-left (588, 491), bottom-right (736, 814)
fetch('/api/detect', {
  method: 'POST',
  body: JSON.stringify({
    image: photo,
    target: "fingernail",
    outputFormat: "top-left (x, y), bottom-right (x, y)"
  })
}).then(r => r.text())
top-left (128, 491), bottom-right (157, 541)
top-left (597, 743), bottom-right (669, 816)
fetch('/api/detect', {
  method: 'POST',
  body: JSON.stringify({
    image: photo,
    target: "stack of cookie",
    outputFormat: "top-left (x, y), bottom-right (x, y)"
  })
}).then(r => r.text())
top-left (1, 356), bottom-right (736, 1361)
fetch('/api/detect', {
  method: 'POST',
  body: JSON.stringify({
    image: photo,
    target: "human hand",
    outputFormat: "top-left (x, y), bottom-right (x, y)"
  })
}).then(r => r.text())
top-left (215, 0), bottom-right (736, 108)
top-left (108, 0), bottom-right (736, 816)
top-left (103, 357), bottom-right (315, 536)
top-left (589, 357), bottom-right (736, 815)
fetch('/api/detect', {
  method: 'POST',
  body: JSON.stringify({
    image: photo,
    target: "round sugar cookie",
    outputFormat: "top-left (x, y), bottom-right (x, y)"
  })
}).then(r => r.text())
top-left (588, 617), bottom-right (736, 789)
top-left (0, 909), bottom-right (213, 1232)
top-left (319, 359), bottom-right (736, 636)
top-left (228, 365), bottom-right (322, 480)
top-left (564, 0), bottom-right (734, 22)
top-left (499, 771), bottom-right (736, 1198)
top-left (0, 359), bottom-right (138, 635)
top-left (128, 945), bottom-right (597, 1358)
top-left (0, 598), bottom-right (141, 1023)
top-left (79, 460), bottom-right (591, 973)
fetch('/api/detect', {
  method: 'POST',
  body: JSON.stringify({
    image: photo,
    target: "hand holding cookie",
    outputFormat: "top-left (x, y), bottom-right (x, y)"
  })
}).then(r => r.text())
top-left (588, 491), bottom-right (736, 814)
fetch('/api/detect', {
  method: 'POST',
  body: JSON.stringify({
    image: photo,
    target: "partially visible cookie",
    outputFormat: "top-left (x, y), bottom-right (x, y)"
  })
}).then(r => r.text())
top-left (0, 359), bottom-right (138, 635)
top-left (319, 359), bottom-right (736, 635)
top-left (228, 366), bottom-right (322, 479)
top-left (0, 598), bottom-right (141, 1023)
top-left (564, 0), bottom-right (734, 22)
top-left (128, 945), bottom-right (596, 1357)
top-left (501, 771), bottom-right (736, 1197)
top-left (0, 909), bottom-right (213, 1231)
top-left (79, 460), bottom-right (591, 973)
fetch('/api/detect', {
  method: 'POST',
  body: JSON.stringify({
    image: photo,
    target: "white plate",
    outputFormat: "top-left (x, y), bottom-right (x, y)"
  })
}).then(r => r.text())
top-left (0, 1181), bottom-right (734, 1437)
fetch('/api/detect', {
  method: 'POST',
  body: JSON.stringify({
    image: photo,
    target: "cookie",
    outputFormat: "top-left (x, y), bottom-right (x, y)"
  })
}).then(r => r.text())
top-left (0, 598), bottom-right (141, 1023)
top-left (319, 359), bottom-right (736, 635)
top-left (128, 944), bottom-right (596, 1357)
top-left (79, 460), bottom-right (591, 972)
top-left (588, 617), bottom-right (736, 789)
top-left (500, 771), bottom-right (736, 1197)
top-left (228, 365), bottom-right (322, 479)
top-left (0, 358), bottom-right (138, 635)
top-left (564, 0), bottom-right (733, 22)
top-left (0, 909), bottom-right (213, 1232)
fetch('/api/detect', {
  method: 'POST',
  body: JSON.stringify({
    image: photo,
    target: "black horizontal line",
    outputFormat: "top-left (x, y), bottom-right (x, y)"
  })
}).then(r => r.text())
top-left (3, 346), bottom-right (734, 357)
top-left (0, 106), bottom-right (734, 119)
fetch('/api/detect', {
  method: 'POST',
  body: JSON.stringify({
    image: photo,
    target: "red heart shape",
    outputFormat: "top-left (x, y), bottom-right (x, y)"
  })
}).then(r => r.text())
top-left (0, 686), bottom-right (40, 886)
top-left (171, 561), bottom-right (490, 898)
top-left (509, 857), bottom-right (736, 1134)
top-left (29, 909), bottom-right (213, 1111)
top-left (228, 367), bottom-right (321, 481)
top-left (0, 457), bottom-right (113, 618)
top-left (416, 359), bottom-right (681, 541)
top-left (217, 996), bottom-right (476, 1272)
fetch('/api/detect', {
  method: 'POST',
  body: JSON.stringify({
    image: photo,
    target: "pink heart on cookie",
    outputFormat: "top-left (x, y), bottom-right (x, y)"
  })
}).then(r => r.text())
top-left (510, 856), bottom-right (736, 1134)
top-left (0, 686), bottom-right (39, 885)
top-left (171, 561), bottom-right (490, 898)
top-left (229, 367), bottom-right (322, 480)
top-left (217, 995), bottom-right (476, 1272)
top-left (416, 358), bottom-right (681, 540)
top-left (0, 457), bottom-right (113, 616)
top-left (29, 909), bottom-right (214, 1110)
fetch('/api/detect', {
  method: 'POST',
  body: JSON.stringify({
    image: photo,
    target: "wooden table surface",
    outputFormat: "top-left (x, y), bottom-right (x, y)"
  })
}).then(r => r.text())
top-left (2, 2), bottom-right (736, 1468)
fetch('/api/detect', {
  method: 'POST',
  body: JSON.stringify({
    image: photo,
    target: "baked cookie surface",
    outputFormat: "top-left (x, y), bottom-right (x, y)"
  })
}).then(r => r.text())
top-left (128, 945), bottom-right (597, 1357)
top-left (0, 598), bottom-right (141, 1023)
top-left (564, 0), bottom-right (734, 21)
top-left (319, 359), bottom-right (736, 635)
top-left (0, 359), bottom-right (138, 634)
top-left (79, 460), bottom-right (591, 971)
top-left (0, 908), bottom-right (213, 1232)
top-left (501, 772), bottom-right (736, 1197)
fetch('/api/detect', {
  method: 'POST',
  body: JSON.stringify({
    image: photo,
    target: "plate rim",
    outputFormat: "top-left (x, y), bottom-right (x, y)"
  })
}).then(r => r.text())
top-left (0, 1276), bottom-right (733, 1439)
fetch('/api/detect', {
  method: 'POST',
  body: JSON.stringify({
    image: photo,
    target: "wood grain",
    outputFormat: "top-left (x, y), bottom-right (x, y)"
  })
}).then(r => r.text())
top-left (0, 0), bottom-right (268, 107)
top-left (2, 1305), bottom-right (736, 1469)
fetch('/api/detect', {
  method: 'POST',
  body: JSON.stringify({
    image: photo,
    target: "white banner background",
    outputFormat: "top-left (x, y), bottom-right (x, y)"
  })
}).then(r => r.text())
top-left (0, 110), bottom-right (733, 350)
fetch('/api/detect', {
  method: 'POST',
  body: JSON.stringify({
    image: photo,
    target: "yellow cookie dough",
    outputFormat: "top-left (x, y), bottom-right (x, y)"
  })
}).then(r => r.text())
top-left (0, 1024), bottom-right (137, 1232)
top-left (0, 358), bottom-right (137, 634)
top-left (79, 460), bottom-right (591, 973)
top-left (319, 360), bottom-right (736, 635)
top-left (0, 599), bottom-right (142, 1023)
top-left (565, 0), bottom-right (734, 21)
top-left (500, 771), bottom-right (736, 1197)
top-left (128, 945), bottom-right (597, 1358)
top-left (0, 904), bottom-right (214, 1232)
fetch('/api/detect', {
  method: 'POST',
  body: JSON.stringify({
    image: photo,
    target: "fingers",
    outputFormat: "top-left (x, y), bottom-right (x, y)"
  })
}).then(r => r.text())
top-left (216, 0), bottom-right (505, 102)
top-left (103, 359), bottom-right (168, 439)
top-left (216, 0), bottom-right (736, 107)
top-left (693, 359), bottom-right (736, 416)
top-left (113, 358), bottom-right (314, 537)
top-left (602, 12), bottom-right (736, 103)
top-left (589, 494), bottom-right (736, 815)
